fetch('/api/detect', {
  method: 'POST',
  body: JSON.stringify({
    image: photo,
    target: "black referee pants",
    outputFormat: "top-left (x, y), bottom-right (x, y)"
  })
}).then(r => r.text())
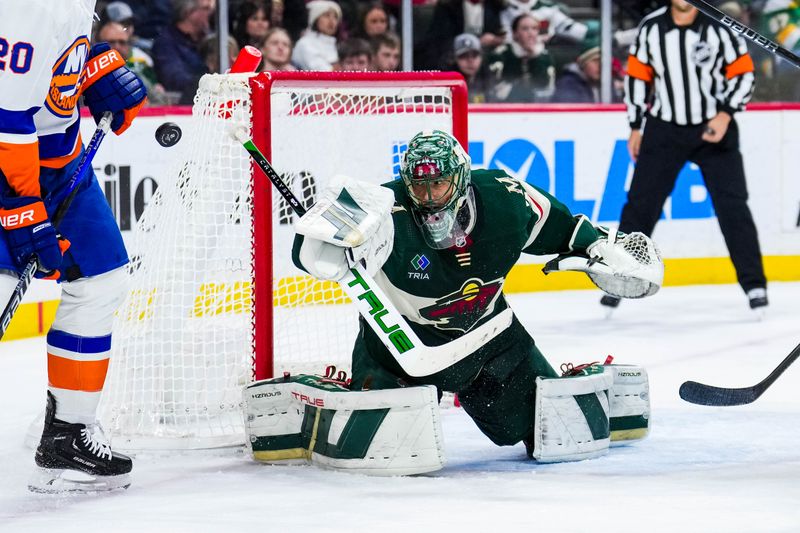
top-left (619, 116), bottom-right (766, 293)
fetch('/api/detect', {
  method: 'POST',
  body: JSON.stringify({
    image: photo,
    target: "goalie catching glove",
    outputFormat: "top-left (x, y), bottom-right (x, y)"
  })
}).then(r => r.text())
top-left (295, 176), bottom-right (395, 281)
top-left (543, 216), bottom-right (663, 298)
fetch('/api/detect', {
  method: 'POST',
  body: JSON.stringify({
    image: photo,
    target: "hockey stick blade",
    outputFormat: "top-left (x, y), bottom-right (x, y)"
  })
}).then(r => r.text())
top-left (679, 341), bottom-right (800, 406)
top-left (0, 113), bottom-right (112, 340)
top-left (237, 135), bottom-right (513, 377)
top-left (678, 380), bottom-right (760, 406)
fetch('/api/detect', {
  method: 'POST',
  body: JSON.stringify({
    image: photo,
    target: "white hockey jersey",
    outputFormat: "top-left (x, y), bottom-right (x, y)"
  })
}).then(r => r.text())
top-left (0, 0), bottom-right (96, 198)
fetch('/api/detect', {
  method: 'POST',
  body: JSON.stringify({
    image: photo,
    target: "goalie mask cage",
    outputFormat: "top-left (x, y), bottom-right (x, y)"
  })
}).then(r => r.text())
top-left (100, 71), bottom-right (468, 450)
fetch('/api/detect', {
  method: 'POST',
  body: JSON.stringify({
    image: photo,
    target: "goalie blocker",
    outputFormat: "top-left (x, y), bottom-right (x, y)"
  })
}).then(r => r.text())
top-left (244, 364), bottom-right (649, 473)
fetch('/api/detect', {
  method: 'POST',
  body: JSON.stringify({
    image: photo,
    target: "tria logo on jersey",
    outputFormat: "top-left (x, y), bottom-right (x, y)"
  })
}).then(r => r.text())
top-left (408, 254), bottom-right (431, 279)
top-left (420, 277), bottom-right (503, 332)
top-left (46, 36), bottom-right (90, 118)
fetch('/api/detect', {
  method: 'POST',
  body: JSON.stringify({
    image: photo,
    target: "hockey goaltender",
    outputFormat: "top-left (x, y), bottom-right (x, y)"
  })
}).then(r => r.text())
top-left (243, 130), bottom-right (662, 475)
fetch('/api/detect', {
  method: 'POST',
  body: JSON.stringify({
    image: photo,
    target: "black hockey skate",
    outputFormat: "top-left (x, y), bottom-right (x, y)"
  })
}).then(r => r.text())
top-left (747, 288), bottom-right (768, 320)
top-left (28, 392), bottom-right (132, 493)
top-left (747, 288), bottom-right (768, 309)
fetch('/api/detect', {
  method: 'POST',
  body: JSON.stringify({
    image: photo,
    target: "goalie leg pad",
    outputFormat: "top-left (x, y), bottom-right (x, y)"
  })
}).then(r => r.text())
top-left (608, 364), bottom-right (650, 444)
top-left (244, 375), bottom-right (444, 476)
top-left (531, 369), bottom-right (614, 463)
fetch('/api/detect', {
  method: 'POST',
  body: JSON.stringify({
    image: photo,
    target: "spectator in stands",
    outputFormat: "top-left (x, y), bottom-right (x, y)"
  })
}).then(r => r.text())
top-left (498, 0), bottom-right (638, 70)
top-left (279, 0), bottom-right (311, 42)
top-left (488, 14), bottom-right (556, 102)
top-left (97, 20), bottom-right (169, 105)
top-left (338, 38), bottom-right (373, 71)
top-left (134, 0), bottom-right (174, 44)
top-left (757, 0), bottom-right (800, 100)
top-left (102, 2), bottom-right (140, 44)
top-left (101, 2), bottom-right (153, 54)
top-left (371, 32), bottom-right (401, 72)
top-left (421, 0), bottom-right (507, 69)
top-left (201, 34), bottom-right (240, 74)
top-left (352, 2), bottom-right (394, 41)
top-left (231, 1), bottom-right (271, 50)
top-left (450, 33), bottom-right (493, 103)
top-left (152, 0), bottom-right (215, 97)
top-left (499, 0), bottom-right (590, 45)
top-left (261, 28), bottom-right (298, 71)
top-left (552, 44), bottom-right (601, 103)
top-left (292, 0), bottom-right (342, 71)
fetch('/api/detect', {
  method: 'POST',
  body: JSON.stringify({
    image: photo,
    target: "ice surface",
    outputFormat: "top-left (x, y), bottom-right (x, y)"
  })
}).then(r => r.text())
top-left (2, 282), bottom-right (799, 532)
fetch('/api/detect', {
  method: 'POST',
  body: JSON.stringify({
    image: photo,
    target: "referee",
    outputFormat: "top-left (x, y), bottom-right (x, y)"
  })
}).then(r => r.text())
top-left (603, 0), bottom-right (768, 312)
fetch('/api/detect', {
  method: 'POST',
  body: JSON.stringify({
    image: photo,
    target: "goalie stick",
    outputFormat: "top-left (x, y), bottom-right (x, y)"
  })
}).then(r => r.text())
top-left (679, 341), bottom-right (800, 406)
top-left (234, 129), bottom-right (513, 378)
top-left (0, 112), bottom-right (113, 340)
top-left (685, 0), bottom-right (800, 69)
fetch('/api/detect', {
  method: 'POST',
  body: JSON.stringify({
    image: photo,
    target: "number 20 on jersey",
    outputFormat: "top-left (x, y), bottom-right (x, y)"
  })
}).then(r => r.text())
top-left (0, 38), bottom-right (34, 74)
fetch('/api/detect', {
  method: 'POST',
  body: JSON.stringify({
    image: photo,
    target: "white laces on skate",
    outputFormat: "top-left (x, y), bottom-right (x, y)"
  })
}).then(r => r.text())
top-left (80, 425), bottom-right (113, 460)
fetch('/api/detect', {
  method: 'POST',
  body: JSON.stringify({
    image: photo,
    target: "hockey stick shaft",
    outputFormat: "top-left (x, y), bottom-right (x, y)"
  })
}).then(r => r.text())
top-left (237, 134), bottom-right (512, 377)
top-left (685, 0), bottom-right (800, 69)
top-left (52, 113), bottom-right (113, 225)
top-left (0, 113), bottom-right (113, 339)
top-left (679, 341), bottom-right (800, 406)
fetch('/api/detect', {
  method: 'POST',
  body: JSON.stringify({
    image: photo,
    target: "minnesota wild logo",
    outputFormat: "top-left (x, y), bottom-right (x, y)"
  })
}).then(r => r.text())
top-left (419, 277), bottom-right (504, 332)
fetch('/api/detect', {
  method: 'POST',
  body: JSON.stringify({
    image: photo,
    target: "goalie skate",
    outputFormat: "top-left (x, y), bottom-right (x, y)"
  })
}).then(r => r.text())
top-left (28, 393), bottom-right (132, 494)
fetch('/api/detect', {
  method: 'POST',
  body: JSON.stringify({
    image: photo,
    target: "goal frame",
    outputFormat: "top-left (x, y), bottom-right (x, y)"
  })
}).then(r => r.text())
top-left (249, 71), bottom-right (469, 381)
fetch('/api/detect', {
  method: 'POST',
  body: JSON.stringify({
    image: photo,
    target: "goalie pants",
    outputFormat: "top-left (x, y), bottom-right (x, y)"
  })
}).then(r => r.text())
top-left (351, 315), bottom-right (559, 446)
top-left (619, 116), bottom-right (766, 293)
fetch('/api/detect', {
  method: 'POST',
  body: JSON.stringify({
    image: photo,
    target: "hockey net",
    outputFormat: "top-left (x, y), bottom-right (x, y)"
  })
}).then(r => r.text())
top-left (100, 71), bottom-right (468, 450)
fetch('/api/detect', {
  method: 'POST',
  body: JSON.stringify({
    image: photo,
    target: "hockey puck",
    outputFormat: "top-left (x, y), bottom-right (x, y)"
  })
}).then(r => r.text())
top-left (156, 122), bottom-right (182, 147)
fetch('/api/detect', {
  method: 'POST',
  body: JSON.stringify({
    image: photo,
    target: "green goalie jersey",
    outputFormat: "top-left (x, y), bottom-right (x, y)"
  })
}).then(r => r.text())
top-left (294, 169), bottom-right (601, 390)
top-left (372, 168), bottom-right (598, 335)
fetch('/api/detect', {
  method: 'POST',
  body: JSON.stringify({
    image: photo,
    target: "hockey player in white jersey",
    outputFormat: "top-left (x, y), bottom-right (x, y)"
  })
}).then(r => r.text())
top-left (0, 0), bottom-right (146, 492)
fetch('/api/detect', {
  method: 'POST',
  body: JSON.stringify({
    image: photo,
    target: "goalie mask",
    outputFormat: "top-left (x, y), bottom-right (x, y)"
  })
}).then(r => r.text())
top-left (400, 130), bottom-right (474, 249)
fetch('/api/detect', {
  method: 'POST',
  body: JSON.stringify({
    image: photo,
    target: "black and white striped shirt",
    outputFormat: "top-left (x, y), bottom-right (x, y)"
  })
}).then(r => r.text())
top-left (624, 6), bottom-right (755, 129)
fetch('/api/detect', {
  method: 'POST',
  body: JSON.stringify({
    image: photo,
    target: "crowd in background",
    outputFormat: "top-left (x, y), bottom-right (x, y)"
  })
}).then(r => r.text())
top-left (93, 0), bottom-right (800, 106)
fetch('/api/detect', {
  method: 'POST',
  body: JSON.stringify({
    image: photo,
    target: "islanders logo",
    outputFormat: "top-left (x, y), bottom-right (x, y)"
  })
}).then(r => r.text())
top-left (419, 277), bottom-right (504, 333)
top-left (45, 36), bottom-right (90, 118)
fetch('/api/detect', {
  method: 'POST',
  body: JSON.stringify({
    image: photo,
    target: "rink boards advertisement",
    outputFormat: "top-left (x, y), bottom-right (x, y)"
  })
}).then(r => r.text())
top-left (12, 105), bottom-right (800, 339)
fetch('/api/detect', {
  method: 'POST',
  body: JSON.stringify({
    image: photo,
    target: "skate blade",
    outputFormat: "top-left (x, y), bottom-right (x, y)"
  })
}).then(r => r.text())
top-left (751, 307), bottom-right (766, 321)
top-left (28, 468), bottom-right (131, 494)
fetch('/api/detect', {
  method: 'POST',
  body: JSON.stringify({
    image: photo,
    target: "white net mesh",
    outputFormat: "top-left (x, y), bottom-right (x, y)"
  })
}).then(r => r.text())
top-left (100, 73), bottom-right (460, 450)
top-left (100, 75), bottom-right (254, 450)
